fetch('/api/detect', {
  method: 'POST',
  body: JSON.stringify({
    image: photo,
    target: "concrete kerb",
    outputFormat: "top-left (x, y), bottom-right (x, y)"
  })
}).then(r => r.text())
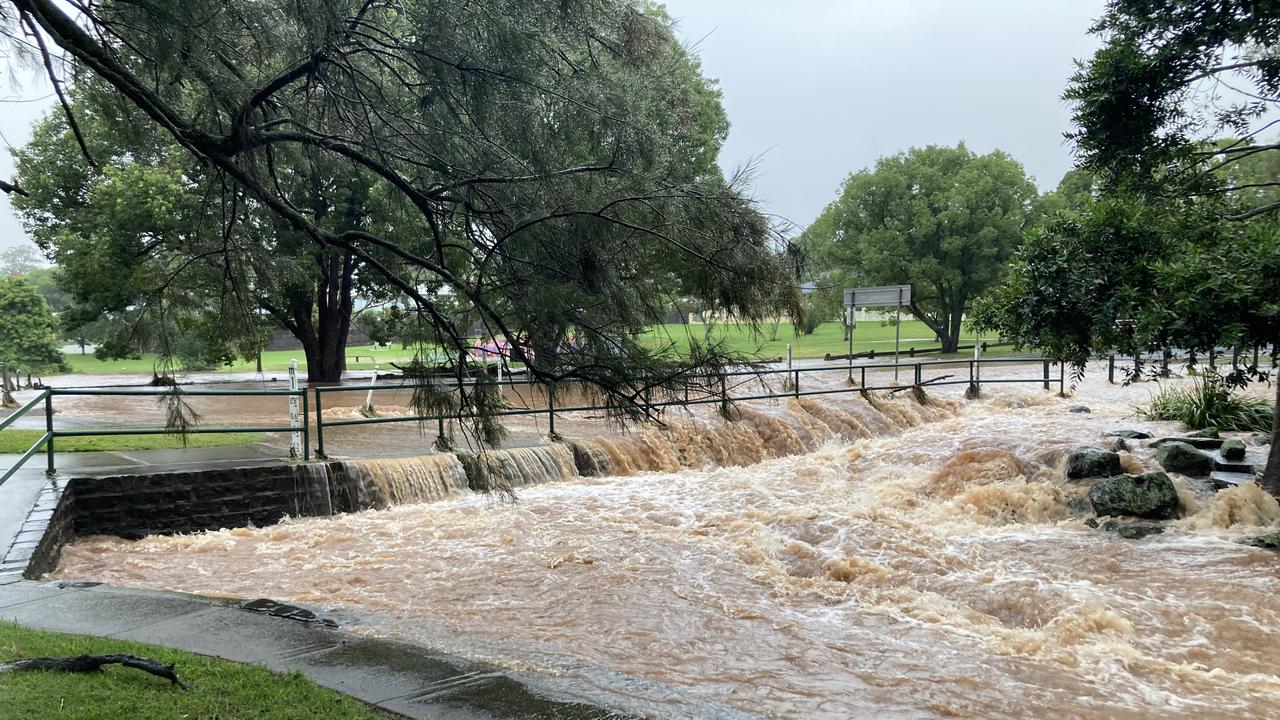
top-left (0, 581), bottom-right (638, 720)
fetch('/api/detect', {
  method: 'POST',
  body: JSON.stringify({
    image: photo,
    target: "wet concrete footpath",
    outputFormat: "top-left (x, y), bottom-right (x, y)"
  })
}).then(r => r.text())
top-left (0, 579), bottom-right (638, 720)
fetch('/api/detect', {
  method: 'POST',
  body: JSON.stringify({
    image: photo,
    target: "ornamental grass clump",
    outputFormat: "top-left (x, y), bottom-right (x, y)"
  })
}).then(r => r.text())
top-left (1138, 374), bottom-right (1274, 432)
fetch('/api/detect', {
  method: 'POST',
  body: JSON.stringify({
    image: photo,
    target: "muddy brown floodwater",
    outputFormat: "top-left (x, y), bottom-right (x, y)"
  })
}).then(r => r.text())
top-left (52, 370), bottom-right (1280, 719)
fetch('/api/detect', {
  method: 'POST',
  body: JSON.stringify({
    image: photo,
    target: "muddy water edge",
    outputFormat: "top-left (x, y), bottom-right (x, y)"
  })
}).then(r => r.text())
top-left (51, 377), bottom-right (1280, 719)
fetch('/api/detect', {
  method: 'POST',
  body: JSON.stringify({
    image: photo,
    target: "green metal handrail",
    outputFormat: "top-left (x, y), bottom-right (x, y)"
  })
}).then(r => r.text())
top-left (311, 355), bottom-right (1064, 457)
top-left (0, 387), bottom-right (308, 485)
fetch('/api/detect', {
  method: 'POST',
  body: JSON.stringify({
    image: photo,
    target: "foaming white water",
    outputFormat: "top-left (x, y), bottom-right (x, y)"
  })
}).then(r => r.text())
top-left (51, 381), bottom-right (1280, 719)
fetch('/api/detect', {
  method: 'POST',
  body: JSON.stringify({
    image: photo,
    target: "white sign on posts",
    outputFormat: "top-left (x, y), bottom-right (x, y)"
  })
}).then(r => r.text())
top-left (288, 359), bottom-right (302, 460)
top-left (844, 285), bottom-right (912, 308)
top-left (844, 285), bottom-right (912, 382)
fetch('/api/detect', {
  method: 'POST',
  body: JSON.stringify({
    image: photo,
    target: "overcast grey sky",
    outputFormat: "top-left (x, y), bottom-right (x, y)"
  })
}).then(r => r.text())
top-left (0, 1), bottom-right (1106, 249)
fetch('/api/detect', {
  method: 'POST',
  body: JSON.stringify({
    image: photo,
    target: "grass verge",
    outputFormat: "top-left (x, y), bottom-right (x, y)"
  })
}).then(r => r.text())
top-left (0, 430), bottom-right (264, 454)
top-left (0, 622), bottom-right (388, 720)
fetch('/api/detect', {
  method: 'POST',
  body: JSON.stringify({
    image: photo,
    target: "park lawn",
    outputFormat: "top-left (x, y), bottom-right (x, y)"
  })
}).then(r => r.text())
top-left (58, 324), bottom-right (1012, 376)
top-left (0, 429), bottom-right (264, 453)
top-left (0, 623), bottom-right (387, 720)
top-left (640, 321), bottom-right (997, 359)
top-left (62, 344), bottom-right (423, 376)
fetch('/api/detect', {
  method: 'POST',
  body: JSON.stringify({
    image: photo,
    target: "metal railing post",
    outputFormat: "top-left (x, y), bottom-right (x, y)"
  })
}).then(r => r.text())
top-left (1042, 359), bottom-right (1050, 391)
top-left (314, 388), bottom-right (326, 458)
top-left (547, 385), bottom-right (556, 436)
top-left (914, 362), bottom-right (922, 387)
top-left (793, 369), bottom-right (800, 397)
top-left (1107, 354), bottom-right (1115, 384)
top-left (44, 390), bottom-right (54, 475)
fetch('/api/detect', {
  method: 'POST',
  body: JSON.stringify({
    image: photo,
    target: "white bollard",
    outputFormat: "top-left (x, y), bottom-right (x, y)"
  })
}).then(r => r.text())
top-left (288, 359), bottom-right (302, 460)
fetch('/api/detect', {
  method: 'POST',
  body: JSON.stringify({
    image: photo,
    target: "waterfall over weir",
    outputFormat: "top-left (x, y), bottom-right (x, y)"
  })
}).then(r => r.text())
top-left (294, 393), bottom-right (959, 515)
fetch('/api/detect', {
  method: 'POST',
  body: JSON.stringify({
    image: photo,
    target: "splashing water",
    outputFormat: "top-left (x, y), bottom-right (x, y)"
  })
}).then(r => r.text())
top-left (50, 383), bottom-right (1280, 719)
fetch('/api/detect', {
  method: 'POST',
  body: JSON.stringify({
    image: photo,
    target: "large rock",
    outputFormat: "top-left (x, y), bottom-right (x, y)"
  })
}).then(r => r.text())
top-left (1089, 471), bottom-right (1180, 520)
top-left (1155, 441), bottom-right (1214, 476)
top-left (1065, 447), bottom-right (1123, 480)
top-left (1104, 429), bottom-right (1152, 440)
top-left (1220, 439), bottom-right (1247, 462)
top-left (1249, 432), bottom-right (1272, 447)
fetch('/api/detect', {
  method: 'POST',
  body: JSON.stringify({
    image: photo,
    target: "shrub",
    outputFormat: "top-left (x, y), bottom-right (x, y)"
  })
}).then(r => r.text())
top-left (1137, 374), bottom-right (1274, 432)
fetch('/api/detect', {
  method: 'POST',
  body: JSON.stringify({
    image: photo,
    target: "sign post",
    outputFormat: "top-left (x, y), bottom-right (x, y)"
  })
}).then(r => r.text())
top-left (844, 285), bottom-right (912, 384)
top-left (288, 359), bottom-right (302, 460)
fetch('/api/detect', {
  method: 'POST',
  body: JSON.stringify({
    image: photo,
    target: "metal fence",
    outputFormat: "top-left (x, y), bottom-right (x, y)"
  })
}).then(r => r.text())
top-left (0, 355), bottom-right (1066, 485)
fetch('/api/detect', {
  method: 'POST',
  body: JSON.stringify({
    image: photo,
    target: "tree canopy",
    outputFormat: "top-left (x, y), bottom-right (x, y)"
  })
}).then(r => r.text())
top-left (800, 143), bottom-right (1037, 353)
top-left (977, 0), bottom-right (1280, 498)
top-left (0, 275), bottom-right (67, 373)
top-left (1, 0), bottom-right (794, 437)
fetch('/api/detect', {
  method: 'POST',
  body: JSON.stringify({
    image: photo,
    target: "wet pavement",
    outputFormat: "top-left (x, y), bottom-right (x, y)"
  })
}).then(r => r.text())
top-left (0, 580), bottom-right (659, 719)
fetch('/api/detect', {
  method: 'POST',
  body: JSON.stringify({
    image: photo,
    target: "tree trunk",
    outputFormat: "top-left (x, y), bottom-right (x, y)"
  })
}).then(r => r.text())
top-left (1261, 381), bottom-right (1280, 501)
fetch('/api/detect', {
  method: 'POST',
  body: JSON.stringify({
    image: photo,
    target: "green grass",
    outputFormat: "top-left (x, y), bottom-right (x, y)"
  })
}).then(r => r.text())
top-left (0, 622), bottom-right (387, 720)
top-left (0, 429), bottom-right (264, 454)
top-left (640, 321), bottom-right (999, 360)
top-left (57, 323), bottom-right (1007, 376)
top-left (62, 344), bottom-right (422, 376)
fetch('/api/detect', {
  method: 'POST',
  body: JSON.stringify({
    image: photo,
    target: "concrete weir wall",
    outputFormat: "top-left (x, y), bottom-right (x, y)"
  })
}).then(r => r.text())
top-left (16, 445), bottom-right (597, 581)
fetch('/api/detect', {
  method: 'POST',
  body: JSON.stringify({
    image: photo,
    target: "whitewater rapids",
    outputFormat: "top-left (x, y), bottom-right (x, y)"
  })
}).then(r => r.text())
top-left (51, 375), bottom-right (1280, 719)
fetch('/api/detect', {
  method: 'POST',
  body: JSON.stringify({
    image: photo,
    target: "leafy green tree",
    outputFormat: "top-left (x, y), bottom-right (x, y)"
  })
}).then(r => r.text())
top-left (979, 0), bottom-right (1280, 499)
top-left (802, 144), bottom-right (1037, 352)
top-left (0, 246), bottom-right (40, 276)
top-left (2, 0), bottom-right (791, 438)
top-left (0, 276), bottom-right (67, 373)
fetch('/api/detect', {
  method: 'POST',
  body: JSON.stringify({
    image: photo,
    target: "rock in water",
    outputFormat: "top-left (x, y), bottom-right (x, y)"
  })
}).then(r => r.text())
top-left (1155, 441), bottom-right (1214, 477)
top-left (1150, 436), bottom-right (1223, 450)
top-left (1109, 438), bottom-right (1129, 453)
top-left (1238, 533), bottom-right (1280, 550)
top-left (1089, 471), bottom-right (1180, 520)
top-left (1184, 427), bottom-right (1220, 439)
top-left (1249, 432), bottom-right (1272, 447)
top-left (1065, 447), bottom-right (1123, 479)
top-left (1220, 438), bottom-right (1247, 462)
top-left (1104, 429), bottom-right (1152, 440)
top-left (1068, 406), bottom-right (1092, 414)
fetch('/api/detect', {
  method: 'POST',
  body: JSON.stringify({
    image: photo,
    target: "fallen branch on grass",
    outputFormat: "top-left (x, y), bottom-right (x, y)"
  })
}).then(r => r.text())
top-left (0, 654), bottom-right (187, 688)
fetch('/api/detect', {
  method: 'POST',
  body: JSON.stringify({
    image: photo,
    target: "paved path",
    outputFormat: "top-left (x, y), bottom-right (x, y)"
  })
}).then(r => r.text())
top-left (0, 580), bottom-right (653, 720)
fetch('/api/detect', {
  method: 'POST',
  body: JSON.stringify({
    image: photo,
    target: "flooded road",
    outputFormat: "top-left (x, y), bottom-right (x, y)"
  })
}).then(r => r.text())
top-left (50, 371), bottom-right (1280, 718)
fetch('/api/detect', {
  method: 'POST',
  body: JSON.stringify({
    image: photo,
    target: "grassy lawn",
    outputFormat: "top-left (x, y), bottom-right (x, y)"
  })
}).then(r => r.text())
top-left (57, 323), bottom-right (1009, 376)
top-left (641, 321), bottom-right (999, 360)
top-left (0, 430), bottom-right (264, 454)
top-left (0, 623), bottom-right (387, 720)
top-left (62, 344), bottom-right (421, 376)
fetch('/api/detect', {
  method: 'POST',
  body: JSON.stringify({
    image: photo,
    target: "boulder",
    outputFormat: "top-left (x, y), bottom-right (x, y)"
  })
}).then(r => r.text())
top-left (1089, 471), bottom-right (1180, 520)
top-left (1104, 429), bottom-right (1152, 440)
top-left (1249, 432), bottom-right (1272, 447)
top-left (1220, 439), bottom-right (1247, 462)
top-left (1184, 427), bottom-right (1220, 439)
top-left (1238, 532), bottom-right (1280, 550)
top-left (1155, 441), bottom-right (1214, 476)
top-left (1209, 471), bottom-right (1255, 491)
top-left (1150, 436), bottom-right (1224, 450)
top-left (1109, 438), bottom-right (1129, 453)
top-left (1068, 406), bottom-right (1092, 414)
top-left (1065, 447), bottom-right (1123, 480)
top-left (1116, 524), bottom-right (1166, 540)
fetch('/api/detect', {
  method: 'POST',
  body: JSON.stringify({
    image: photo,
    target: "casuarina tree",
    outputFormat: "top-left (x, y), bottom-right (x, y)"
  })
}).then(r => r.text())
top-left (0, 0), bottom-right (795, 443)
